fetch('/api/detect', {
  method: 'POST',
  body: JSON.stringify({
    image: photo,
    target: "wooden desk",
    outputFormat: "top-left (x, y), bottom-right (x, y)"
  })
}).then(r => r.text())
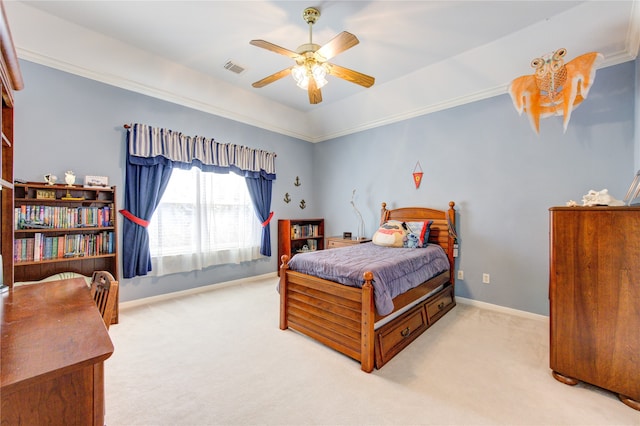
top-left (1, 278), bottom-right (114, 425)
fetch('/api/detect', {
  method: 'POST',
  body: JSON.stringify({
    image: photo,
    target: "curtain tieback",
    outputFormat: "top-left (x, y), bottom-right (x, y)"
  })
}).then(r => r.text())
top-left (119, 209), bottom-right (150, 228)
top-left (262, 211), bottom-right (274, 227)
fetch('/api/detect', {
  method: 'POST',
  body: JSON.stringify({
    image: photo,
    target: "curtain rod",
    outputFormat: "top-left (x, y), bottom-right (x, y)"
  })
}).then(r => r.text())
top-left (122, 124), bottom-right (276, 157)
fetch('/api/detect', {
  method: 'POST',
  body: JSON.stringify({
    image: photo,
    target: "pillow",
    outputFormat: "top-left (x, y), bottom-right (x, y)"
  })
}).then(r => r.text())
top-left (405, 220), bottom-right (433, 248)
top-left (14, 271), bottom-right (92, 287)
top-left (372, 220), bottom-right (408, 247)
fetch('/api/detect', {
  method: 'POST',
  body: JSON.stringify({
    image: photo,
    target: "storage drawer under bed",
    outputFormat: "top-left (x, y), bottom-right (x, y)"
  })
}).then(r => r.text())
top-left (374, 286), bottom-right (455, 368)
top-left (426, 286), bottom-right (454, 324)
top-left (375, 304), bottom-right (428, 367)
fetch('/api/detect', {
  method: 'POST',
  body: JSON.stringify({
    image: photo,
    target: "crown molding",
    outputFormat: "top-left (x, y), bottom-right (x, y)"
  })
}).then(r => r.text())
top-left (9, 0), bottom-right (638, 144)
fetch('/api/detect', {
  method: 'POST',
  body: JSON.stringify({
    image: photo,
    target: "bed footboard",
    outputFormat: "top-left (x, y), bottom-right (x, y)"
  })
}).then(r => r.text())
top-left (279, 255), bottom-right (376, 372)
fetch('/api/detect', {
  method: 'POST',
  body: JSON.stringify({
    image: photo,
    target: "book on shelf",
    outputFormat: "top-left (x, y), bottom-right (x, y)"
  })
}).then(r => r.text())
top-left (33, 233), bottom-right (42, 261)
top-left (26, 239), bottom-right (34, 261)
top-left (290, 223), bottom-right (320, 239)
top-left (15, 205), bottom-right (114, 230)
top-left (13, 231), bottom-right (116, 263)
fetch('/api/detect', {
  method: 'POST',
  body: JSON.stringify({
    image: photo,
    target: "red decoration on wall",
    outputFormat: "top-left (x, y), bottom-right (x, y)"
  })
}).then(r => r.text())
top-left (413, 162), bottom-right (423, 189)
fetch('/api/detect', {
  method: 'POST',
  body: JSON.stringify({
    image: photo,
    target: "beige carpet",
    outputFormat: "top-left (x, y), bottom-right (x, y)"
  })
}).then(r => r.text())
top-left (105, 275), bottom-right (639, 425)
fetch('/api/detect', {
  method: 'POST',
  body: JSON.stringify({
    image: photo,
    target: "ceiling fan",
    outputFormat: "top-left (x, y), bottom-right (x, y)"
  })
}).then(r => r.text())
top-left (250, 7), bottom-right (375, 105)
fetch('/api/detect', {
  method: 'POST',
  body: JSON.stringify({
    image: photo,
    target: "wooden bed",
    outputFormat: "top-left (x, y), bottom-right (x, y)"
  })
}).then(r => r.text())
top-left (279, 201), bottom-right (457, 372)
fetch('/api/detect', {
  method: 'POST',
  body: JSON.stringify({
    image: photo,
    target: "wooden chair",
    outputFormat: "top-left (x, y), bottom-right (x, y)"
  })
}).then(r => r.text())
top-left (90, 271), bottom-right (118, 329)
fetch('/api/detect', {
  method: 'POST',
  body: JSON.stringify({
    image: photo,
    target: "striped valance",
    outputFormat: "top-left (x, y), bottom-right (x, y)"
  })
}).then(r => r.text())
top-left (127, 123), bottom-right (276, 180)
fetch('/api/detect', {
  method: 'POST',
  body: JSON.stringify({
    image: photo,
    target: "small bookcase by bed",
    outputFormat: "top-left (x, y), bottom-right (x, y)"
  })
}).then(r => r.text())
top-left (279, 201), bottom-right (457, 372)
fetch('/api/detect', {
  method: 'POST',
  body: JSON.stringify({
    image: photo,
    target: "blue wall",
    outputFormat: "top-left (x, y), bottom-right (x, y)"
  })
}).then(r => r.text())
top-left (314, 62), bottom-right (636, 315)
top-left (14, 59), bottom-right (636, 315)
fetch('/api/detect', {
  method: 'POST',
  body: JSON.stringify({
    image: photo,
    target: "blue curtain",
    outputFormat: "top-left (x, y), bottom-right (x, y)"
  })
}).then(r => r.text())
top-left (246, 176), bottom-right (273, 256)
top-left (121, 134), bottom-right (173, 279)
top-left (121, 123), bottom-right (276, 278)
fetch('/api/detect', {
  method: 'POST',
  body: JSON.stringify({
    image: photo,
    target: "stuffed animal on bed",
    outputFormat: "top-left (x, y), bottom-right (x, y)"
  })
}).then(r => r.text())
top-left (405, 233), bottom-right (420, 248)
top-left (372, 220), bottom-right (408, 247)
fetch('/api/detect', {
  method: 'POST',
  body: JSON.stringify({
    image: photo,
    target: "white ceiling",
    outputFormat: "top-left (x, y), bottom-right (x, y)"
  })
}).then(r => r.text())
top-left (4, 1), bottom-right (639, 142)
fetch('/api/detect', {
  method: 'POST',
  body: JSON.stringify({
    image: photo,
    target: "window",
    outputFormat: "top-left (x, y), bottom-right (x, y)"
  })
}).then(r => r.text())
top-left (148, 168), bottom-right (262, 276)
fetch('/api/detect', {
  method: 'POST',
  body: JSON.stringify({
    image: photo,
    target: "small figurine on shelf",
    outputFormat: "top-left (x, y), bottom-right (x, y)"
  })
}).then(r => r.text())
top-left (64, 171), bottom-right (76, 199)
top-left (61, 171), bottom-right (84, 200)
top-left (44, 174), bottom-right (57, 185)
top-left (65, 170), bottom-right (76, 186)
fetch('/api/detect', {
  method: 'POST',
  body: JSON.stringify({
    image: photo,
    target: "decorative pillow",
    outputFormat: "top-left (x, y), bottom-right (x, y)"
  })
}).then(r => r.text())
top-left (405, 220), bottom-right (433, 247)
top-left (372, 220), bottom-right (408, 247)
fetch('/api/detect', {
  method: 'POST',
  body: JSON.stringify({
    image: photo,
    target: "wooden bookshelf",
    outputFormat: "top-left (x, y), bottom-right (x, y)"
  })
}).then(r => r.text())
top-left (277, 218), bottom-right (324, 276)
top-left (13, 183), bottom-right (120, 322)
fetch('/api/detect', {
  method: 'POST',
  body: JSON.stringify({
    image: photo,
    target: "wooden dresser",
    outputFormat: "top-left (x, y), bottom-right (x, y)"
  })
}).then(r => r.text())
top-left (1, 278), bottom-right (114, 425)
top-left (549, 206), bottom-right (640, 410)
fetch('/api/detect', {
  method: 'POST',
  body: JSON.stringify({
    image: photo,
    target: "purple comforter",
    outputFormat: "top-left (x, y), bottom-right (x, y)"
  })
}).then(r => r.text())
top-left (287, 242), bottom-right (449, 316)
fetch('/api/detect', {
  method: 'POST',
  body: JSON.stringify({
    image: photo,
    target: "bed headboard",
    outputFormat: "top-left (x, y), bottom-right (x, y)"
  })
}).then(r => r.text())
top-left (380, 201), bottom-right (456, 281)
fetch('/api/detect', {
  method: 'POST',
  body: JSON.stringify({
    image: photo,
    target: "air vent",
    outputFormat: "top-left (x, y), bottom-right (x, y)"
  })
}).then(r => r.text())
top-left (223, 60), bottom-right (246, 75)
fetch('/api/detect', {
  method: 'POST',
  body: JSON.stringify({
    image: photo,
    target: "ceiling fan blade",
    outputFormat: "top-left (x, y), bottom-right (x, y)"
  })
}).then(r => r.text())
top-left (308, 78), bottom-right (322, 104)
top-left (315, 32), bottom-right (359, 61)
top-left (327, 63), bottom-right (375, 88)
top-left (250, 40), bottom-right (302, 60)
top-left (252, 67), bottom-right (293, 88)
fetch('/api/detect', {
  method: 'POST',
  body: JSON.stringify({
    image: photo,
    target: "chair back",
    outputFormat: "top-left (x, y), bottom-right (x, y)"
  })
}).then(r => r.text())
top-left (90, 271), bottom-right (118, 329)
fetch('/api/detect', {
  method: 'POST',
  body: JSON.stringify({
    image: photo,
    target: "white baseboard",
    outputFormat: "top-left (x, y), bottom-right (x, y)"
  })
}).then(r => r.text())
top-left (456, 296), bottom-right (548, 322)
top-left (120, 272), bottom-right (278, 310)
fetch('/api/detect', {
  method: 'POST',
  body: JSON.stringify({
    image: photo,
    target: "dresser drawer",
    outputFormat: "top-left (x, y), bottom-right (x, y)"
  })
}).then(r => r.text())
top-left (426, 287), bottom-right (454, 324)
top-left (375, 305), bottom-right (428, 367)
top-left (326, 237), bottom-right (371, 249)
top-left (327, 239), bottom-right (352, 249)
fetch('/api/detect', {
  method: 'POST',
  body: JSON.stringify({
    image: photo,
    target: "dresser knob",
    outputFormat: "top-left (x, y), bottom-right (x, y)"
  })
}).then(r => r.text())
top-left (401, 327), bottom-right (410, 337)
top-left (438, 302), bottom-right (445, 310)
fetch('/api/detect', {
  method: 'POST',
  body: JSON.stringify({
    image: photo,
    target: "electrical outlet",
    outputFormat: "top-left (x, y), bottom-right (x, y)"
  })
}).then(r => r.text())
top-left (457, 270), bottom-right (464, 280)
top-left (482, 273), bottom-right (490, 284)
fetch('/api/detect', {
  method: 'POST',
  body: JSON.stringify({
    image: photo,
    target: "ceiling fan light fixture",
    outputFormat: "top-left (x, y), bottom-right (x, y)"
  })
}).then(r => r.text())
top-left (311, 63), bottom-right (328, 87)
top-left (292, 64), bottom-right (309, 89)
top-left (292, 62), bottom-right (328, 90)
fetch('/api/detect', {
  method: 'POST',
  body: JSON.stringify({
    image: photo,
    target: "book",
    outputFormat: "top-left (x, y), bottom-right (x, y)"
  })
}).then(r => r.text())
top-left (26, 238), bottom-right (34, 262)
top-left (43, 237), bottom-right (53, 260)
top-left (14, 238), bottom-right (21, 262)
top-left (57, 236), bottom-right (65, 259)
top-left (33, 233), bottom-right (42, 261)
top-left (52, 237), bottom-right (58, 260)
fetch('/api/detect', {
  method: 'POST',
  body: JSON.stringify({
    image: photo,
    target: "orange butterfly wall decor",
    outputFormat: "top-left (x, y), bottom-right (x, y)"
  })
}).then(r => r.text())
top-left (508, 48), bottom-right (603, 134)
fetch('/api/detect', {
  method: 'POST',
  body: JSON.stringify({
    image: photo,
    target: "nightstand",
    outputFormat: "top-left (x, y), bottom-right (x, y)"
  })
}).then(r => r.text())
top-left (326, 236), bottom-right (372, 249)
